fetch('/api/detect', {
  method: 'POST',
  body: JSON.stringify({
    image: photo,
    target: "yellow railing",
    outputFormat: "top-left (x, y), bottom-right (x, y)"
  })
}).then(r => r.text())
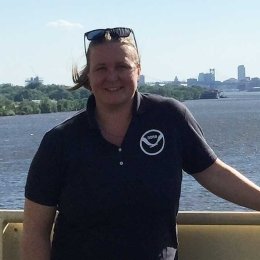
top-left (1, 210), bottom-right (260, 260)
top-left (0, 210), bottom-right (23, 260)
top-left (177, 211), bottom-right (260, 260)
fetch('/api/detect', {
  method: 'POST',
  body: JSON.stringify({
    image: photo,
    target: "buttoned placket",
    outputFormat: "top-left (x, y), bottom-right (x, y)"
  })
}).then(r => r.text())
top-left (118, 147), bottom-right (124, 166)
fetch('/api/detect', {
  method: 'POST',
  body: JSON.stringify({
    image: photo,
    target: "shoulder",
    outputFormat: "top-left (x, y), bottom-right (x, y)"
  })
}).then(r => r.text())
top-left (44, 109), bottom-right (89, 141)
top-left (138, 92), bottom-right (189, 119)
top-left (55, 109), bottom-right (88, 130)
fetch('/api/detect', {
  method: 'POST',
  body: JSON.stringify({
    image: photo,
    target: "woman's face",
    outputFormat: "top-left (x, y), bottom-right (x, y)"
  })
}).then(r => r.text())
top-left (87, 41), bottom-right (140, 108)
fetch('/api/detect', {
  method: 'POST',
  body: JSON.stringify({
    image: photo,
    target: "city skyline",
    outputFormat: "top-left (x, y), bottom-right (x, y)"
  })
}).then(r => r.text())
top-left (1, 0), bottom-right (260, 86)
top-left (23, 64), bottom-right (256, 85)
top-left (1, 64), bottom-right (257, 87)
top-left (141, 64), bottom-right (260, 83)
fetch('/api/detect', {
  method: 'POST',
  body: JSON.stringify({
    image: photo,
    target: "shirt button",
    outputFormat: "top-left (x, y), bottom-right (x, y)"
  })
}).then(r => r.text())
top-left (118, 148), bottom-right (122, 152)
top-left (119, 161), bottom-right (124, 166)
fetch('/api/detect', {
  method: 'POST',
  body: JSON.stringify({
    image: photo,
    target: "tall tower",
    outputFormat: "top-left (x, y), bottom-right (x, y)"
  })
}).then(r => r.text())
top-left (210, 68), bottom-right (215, 81)
top-left (238, 65), bottom-right (246, 81)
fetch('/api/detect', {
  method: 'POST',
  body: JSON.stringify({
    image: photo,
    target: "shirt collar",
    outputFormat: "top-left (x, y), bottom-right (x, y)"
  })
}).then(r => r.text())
top-left (86, 91), bottom-right (146, 129)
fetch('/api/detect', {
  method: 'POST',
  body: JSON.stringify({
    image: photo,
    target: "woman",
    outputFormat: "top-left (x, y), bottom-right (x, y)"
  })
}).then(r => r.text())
top-left (22, 27), bottom-right (260, 260)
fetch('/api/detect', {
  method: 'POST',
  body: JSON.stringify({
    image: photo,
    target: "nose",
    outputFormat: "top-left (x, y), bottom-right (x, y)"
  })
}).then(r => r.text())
top-left (106, 68), bottom-right (119, 82)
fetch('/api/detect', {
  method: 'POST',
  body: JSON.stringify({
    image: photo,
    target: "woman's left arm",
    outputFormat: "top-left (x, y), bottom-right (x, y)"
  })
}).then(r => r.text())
top-left (193, 158), bottom-right (260, 211)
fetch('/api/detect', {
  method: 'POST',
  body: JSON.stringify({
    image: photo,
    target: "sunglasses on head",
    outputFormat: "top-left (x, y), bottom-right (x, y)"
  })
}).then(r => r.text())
top-left (84, 27), bottom-right (139, 61)
top-left (85, 27), bottom-right (133, 41)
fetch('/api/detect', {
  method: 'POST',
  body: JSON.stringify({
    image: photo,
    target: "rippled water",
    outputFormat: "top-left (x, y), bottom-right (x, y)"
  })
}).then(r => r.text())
top-left (182, 91), bottom-right (260, 211)
top-left (0, 91), bottom-right (259, 211)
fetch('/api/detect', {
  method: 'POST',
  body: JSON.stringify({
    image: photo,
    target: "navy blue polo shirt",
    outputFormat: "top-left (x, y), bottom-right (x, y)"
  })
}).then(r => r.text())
top-left (25, 91), bottom-right (217, 260)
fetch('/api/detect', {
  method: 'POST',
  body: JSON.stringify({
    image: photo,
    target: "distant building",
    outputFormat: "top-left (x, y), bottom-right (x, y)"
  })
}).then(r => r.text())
top-left (248, 77), bottom-right (260, 91)
top-left (138, 74), bottom-right (145, 86)
top-left (197, 69), bottom-right (215, 87)
top-left (173, 76), bottom-right (181, 86)
top-left (222, 78), bottom-right (238, 84)
top-left (237, 65), bottom-right (246, 81)
top-left (25, 76), bottom-right (43, 86)
top-left (187, 78), bottom-right (198, 87)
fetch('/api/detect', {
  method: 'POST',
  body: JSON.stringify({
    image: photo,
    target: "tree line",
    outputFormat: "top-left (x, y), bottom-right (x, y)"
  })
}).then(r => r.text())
top-left (0, 82), bottom-right (204, 116)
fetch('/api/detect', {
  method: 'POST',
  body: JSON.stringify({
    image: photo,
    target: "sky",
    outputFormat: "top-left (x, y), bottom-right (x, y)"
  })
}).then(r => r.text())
top-left (1, 0), bottom-right (260, 86)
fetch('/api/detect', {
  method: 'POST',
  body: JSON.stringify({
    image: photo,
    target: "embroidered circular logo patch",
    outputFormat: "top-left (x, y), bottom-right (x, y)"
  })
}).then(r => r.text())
top-left (140, 129), bottom-right (165, 155)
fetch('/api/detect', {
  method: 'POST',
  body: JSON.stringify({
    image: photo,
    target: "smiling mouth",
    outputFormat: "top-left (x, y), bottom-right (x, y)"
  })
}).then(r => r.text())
top-left (105, 87), bottom-right (122, 92)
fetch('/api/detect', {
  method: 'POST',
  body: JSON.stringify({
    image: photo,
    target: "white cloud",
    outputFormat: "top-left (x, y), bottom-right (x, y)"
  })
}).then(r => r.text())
top-left (46, 19), bottom-right (83, 30)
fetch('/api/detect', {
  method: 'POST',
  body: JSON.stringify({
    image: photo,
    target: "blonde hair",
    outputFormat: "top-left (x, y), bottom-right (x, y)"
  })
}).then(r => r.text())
top-left (71, 34), bottom-right (140, 91)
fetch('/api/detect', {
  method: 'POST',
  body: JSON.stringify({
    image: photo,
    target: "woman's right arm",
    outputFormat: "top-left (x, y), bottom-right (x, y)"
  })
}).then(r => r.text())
top-left (21, 198), bottom-right (57, 260)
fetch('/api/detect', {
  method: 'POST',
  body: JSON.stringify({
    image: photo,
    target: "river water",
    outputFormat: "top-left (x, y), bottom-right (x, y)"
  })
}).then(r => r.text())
top-left (0, 91), bottom-right (259, 211)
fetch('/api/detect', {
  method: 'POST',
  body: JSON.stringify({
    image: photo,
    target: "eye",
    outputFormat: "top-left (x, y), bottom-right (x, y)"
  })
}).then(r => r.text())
top-left (95, 66), bottom-right (106, 72)
top-left (117, 64), bottom-right (131, 71)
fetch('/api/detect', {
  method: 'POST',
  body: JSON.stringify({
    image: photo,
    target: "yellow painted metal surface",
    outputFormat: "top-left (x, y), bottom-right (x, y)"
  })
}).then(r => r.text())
top-left (0, 210), bottom-right (23, 260)
top-left (0, 210), bottom-right (260, 260)
top-left (178, 225), bottom-right (260, 260)
top-left (3, 223), bottom-right (23, 260)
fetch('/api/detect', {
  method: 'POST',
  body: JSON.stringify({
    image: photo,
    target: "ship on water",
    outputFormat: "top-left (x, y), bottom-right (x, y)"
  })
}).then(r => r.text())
top-left (200, 89), bottom-right (221, 99)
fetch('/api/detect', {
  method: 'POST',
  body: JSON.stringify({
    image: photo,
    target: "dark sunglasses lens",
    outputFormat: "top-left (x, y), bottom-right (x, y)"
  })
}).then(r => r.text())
top-left (86, 30), bottom-right (105, 40)
top-left (86, 28), bottom-right (132, 41)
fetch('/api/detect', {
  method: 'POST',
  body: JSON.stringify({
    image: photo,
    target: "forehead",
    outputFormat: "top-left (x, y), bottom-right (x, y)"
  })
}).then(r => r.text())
top-left (89, 42), bottom-right (137, 62)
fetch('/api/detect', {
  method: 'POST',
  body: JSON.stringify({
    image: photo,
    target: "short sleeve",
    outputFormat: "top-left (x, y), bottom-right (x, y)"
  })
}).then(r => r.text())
top-left (25, 129), bottom-right (64, 206)
top-left (181, 106), bottom-right (217, 174)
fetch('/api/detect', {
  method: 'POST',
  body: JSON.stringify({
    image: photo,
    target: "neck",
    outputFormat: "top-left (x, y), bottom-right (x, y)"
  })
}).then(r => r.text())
top-left (95, 101), bottom-right (133, 146)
